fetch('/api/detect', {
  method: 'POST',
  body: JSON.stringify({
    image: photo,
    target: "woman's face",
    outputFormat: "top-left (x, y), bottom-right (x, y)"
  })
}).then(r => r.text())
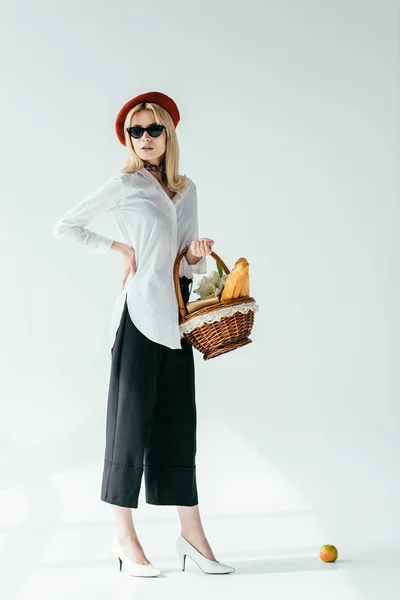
top-left (129, 109), bottom-right (166, 165)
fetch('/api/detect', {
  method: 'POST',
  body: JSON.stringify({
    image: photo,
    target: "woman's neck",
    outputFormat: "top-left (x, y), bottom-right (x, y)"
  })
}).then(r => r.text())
top-left (146, 168), bottom-right (165, 185)
top-left (143, 161), bottom-right (165, 184)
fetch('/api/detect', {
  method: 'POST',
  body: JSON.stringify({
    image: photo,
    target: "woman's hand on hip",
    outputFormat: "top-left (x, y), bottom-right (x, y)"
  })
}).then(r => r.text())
top-left (112, 242), bottom-right (137, 290)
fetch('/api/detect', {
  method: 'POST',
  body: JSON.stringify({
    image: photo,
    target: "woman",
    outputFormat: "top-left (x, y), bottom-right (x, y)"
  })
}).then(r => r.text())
top-left (53, 91), bottom-right (235, 577)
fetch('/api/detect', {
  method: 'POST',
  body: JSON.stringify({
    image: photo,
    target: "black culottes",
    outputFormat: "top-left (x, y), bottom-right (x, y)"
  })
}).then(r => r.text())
top-left (100, 276), bottom-right (198, 509)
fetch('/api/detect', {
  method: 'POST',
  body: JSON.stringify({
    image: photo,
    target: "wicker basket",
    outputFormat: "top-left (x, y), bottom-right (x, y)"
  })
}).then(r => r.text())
top-left (174, 247), bottom-right (259, 360)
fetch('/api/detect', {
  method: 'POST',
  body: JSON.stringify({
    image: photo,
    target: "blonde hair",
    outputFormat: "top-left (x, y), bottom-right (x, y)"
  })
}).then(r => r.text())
top-left (120, 102), bottom-right (189, 192)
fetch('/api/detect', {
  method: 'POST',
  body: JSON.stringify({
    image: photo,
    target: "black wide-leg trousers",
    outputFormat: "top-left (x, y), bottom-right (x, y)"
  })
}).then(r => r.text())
top-left (101, 276), bottom-right (198, 509)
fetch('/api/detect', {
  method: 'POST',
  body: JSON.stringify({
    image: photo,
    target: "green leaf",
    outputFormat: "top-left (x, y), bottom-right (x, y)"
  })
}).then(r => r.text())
top-left (216, 260), bottom-right (223, 278)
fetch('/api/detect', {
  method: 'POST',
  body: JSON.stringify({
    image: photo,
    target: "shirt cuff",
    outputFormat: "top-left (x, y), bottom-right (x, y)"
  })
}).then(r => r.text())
top-left (87, 234), bottom-right (115, 253)
top-left (184, 253), bottom-right (208, 275)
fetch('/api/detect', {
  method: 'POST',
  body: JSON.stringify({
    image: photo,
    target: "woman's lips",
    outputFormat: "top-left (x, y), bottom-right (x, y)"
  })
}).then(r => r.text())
top-left (142, 147), bottom-right (153, 151)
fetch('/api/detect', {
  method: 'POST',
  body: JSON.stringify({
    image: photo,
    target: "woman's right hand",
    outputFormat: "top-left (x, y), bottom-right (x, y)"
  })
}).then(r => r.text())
top-left (111, 241), bottom-right (137, 290)
top-left (121, 245), bottom-right (137, 290)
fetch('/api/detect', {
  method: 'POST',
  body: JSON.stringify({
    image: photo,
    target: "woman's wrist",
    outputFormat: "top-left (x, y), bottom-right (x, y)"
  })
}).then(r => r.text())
top-left (185, 248), bottom-right (201, 265)
top-left (111, 241), bottom-right (132, 256)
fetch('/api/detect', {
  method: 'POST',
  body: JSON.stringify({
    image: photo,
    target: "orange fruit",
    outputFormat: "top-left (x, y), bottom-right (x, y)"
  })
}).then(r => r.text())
top-left (319, 544), bottom-right (338, 562)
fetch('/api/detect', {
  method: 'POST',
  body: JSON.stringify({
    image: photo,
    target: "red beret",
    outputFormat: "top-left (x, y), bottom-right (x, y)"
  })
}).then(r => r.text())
top-left (115, 91), bottom-right (180, 146)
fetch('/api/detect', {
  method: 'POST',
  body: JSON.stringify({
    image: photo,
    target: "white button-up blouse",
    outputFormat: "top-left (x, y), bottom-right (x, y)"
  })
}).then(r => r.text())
top-left (52, 167), bottom-right (208, 358)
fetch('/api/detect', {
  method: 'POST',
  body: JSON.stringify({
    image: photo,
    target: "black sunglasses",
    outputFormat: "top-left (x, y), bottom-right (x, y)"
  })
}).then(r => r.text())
top-left (126, 124), bottom-right (165, 139)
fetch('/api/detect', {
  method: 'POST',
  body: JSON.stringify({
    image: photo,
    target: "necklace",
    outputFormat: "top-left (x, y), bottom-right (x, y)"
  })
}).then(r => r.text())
top-left (144, 162), bottom-right (164, 172)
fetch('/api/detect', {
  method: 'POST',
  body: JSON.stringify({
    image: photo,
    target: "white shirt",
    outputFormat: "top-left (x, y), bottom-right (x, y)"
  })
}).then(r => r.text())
top-left (53, 167), bottom-right (208, 358)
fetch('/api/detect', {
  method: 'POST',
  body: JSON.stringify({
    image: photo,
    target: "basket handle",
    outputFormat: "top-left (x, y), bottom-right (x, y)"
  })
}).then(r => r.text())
top-left (173, 246), bottom-right (231, 320)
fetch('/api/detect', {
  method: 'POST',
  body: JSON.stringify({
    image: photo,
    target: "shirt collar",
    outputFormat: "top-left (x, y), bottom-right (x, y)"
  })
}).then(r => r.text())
top-left (138, 167), bottom-right (184, 202)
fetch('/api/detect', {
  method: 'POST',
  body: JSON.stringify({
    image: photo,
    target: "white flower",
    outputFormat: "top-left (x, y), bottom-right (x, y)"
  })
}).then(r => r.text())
top-left (193, 268), bottom-right (228, 299)
top-left (209, 270), bottom-right (221, 286)
top-left (203, 283), bottom-right (220, 297)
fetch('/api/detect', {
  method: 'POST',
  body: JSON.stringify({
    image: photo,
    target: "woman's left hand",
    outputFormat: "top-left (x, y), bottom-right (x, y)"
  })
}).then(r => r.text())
top-left (187, 237), bottom-right (214, 259)
top-left (185, 238), bottom-right (214, 265)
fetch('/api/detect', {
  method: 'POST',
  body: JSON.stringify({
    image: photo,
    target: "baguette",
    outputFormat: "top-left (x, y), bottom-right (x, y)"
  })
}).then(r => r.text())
top-left (221, 258), bottom-right (249, 302)
top-left (232, 264), bottom-right (249, 298)
top-left (236, 258), bottom-right (250, 297)
top-left (220, 269), bottom-right (242, 302)
top-left (240, 275), bottom-right (250, 297)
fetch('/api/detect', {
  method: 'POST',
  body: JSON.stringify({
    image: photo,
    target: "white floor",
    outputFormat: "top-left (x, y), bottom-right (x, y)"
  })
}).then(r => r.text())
top-left (2, 503), bottom-right (399, 600)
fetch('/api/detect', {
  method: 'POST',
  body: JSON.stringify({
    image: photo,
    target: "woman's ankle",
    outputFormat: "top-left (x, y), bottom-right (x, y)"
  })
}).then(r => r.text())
top-left (117, 532), bottom-right (140, 544)
top-left (180, 529), bottom-right (206, 540)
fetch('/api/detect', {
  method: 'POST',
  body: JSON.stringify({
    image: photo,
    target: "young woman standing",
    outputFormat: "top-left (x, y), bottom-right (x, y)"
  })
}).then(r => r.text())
top-left (53, 92), bottom-right (235, 577)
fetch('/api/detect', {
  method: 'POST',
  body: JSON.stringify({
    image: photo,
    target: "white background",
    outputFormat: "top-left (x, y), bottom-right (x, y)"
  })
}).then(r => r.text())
top-left (1, 0), bottom-right (399, 598)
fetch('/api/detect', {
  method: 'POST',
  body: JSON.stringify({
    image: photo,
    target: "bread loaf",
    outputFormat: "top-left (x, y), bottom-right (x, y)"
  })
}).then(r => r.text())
top-left (232, 264), bottom-right (249, 298)
top-left (236, 258), bottom-right (250, 298)
top-left (220, 269), bottom-right (242, 302)
top-left (221, 258), bottom-right (249, 302)
top-left (241, 276), bottom-right (250, 297)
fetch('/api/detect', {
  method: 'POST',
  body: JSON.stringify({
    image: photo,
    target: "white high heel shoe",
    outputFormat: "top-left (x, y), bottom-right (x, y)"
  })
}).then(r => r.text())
top-left (175, 534), bottom-right (235, 574)
top-left (112, 536), bottom-right (161, 577)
